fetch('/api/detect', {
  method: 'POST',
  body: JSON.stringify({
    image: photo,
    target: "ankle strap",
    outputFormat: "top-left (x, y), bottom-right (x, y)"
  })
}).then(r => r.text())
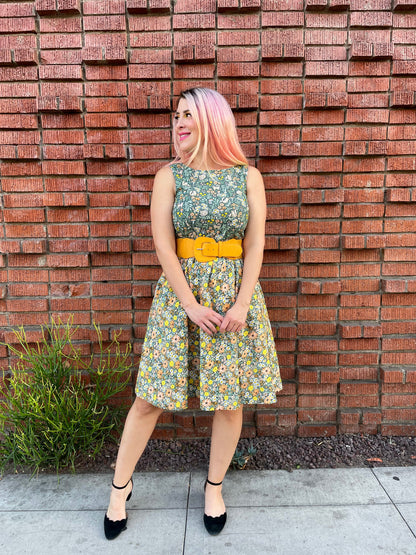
top-left (112, 477), bottom-right (131, 490)
top-left (206, 478), bottom-right (223, 486)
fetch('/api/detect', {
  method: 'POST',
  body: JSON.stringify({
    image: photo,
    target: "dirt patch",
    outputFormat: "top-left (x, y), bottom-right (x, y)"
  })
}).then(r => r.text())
top-left (7, 434), bottom-right (415, 475)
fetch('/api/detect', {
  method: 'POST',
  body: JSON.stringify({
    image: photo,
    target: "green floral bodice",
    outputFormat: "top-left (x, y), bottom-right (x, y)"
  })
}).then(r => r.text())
top-left (171, 163), bottom-right (249, 241)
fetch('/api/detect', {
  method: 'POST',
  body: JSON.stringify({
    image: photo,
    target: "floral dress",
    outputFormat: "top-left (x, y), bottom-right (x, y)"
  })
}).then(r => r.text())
top-left (135, 163), bottom-right (282, 411)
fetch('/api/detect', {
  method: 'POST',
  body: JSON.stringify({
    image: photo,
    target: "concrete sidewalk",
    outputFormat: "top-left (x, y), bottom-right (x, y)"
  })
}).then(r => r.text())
top-left (1, 467), bottom-right (416, 555)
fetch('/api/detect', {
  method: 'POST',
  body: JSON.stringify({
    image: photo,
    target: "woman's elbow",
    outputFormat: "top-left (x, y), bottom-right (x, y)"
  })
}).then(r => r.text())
top-left (154, 240), bottom-right (177, 261)
top-left (243, 239), bottom-right (264, 258)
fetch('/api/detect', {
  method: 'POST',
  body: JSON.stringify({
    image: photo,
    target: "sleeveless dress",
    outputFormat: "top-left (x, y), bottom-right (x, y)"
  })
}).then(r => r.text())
top-left (135, 163), bottom-right (282, 411)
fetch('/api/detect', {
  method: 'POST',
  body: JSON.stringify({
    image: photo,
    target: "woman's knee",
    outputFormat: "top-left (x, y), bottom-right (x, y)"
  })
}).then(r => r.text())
top-left (131, 397), bottom-right (164, 418)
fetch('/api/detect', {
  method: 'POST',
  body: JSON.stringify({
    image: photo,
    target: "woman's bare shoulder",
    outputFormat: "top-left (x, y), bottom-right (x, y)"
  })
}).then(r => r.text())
top-left (247, 165), bottom-right (262, 178)
top-left (153, 164), bottom-right (176, 193)
top-left (155, 164), bottom-right (175, 180)
top-left (246, 165), bottom-right (264, 191)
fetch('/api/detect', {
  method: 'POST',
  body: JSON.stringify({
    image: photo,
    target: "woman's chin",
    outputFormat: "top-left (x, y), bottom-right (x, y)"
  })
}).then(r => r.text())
top-left (179, 147), bottom-right (195, 159)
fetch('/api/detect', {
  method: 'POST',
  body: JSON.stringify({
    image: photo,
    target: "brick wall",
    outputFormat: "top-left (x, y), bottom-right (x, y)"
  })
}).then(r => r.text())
top-left (1, 0), bottom-right (416, 438)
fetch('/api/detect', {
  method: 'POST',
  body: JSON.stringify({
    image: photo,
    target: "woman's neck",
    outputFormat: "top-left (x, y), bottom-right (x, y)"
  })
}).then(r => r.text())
top-left (181, 153), bottom-right (230, 171)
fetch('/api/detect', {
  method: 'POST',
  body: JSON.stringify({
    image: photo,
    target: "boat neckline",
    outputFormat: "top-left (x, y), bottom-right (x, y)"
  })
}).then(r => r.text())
top-left (177, 163), bottom-right (242, 172)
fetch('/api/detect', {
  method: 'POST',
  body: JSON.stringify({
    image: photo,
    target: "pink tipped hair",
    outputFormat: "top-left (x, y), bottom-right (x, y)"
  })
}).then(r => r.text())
top-left (173, 87), bottom-right (248, 168)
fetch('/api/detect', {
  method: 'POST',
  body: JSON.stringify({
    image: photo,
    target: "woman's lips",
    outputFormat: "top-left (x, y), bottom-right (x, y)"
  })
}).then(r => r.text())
top-left (179, 132), bottom-right (191, 141)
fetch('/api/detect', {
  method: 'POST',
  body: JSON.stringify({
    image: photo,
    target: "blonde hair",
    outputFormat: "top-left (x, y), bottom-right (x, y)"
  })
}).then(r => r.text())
top-left (173, 87), bottom-right (248, 168)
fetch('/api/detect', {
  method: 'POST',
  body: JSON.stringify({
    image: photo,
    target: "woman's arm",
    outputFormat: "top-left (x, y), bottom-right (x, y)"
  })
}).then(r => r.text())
top-left (219, 165), bottom-right (266, 333)
top-left (151, 166), bottom-right (223, 336)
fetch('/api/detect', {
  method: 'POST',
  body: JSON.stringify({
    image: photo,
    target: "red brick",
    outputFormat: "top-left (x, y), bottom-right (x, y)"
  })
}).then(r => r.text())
top-left (127, 0), bottom-right (171, 12)
top-left (35, 0), bottom-right (81, 14)
top-left (263, 44), bottom-right (304, 61)
top-left (306, 0), bottom-right (329, 9)
top-left (172, 13), bottom-right (214, 30)
top-left (255, 412), bottom-right (277, 426)
top-left (298, 425), bottom-right (337, 437)
top-left (263, 12), bottom-right (304, 27)
top-left (217, 0), bottom-right (260, 9)
top-left (83, 0), bottom-right (125, 14)
top-left (83, 46), bottom-right (127, 65)
top-left (0, 17), bottom-right (36, 33)
top-left (381, 368), bottom-right (405, 384)
top-left (393, 0), bottom-right (416, 8)
top-left (381, 394), bottom-right (416, 408)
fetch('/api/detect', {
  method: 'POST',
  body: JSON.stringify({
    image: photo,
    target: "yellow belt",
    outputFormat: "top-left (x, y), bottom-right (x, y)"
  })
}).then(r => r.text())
top-left (176, 237), bottom-right (243, 263)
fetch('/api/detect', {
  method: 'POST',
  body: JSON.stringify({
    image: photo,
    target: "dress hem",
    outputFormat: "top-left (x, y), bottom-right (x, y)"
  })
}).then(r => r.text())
top-left (135, 388), bottom-right (283, 412)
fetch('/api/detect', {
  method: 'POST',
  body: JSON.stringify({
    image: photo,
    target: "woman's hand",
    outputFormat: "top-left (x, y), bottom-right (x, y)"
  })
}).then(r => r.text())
top-left (219, 303), bottom-right (248, 334)
top-left (184, 302), bottom-right (224, 336)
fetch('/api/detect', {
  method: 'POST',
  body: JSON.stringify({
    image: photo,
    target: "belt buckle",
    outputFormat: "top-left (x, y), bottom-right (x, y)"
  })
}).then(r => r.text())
top-left (194, 236), bottom-right (218, 262)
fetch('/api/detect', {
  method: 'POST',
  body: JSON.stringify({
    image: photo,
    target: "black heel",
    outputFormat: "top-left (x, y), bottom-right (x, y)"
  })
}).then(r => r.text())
top-left (104, 477), bottom-right (134, 540)
top-left (203, 478), bottom-right (227, 535)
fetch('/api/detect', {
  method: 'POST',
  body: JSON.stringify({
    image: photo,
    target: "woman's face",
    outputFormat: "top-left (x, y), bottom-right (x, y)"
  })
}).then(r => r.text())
top-left (174, 98), bottom-right (199, 155)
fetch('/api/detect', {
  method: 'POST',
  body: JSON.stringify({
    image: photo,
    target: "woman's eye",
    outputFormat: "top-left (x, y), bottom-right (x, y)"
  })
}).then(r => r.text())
top-left (173, 113), bottom-right (191, 120)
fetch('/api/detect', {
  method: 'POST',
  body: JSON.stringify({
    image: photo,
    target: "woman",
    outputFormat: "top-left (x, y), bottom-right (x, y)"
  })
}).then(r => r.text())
top-left (104, 87), bottom-right (282, 540)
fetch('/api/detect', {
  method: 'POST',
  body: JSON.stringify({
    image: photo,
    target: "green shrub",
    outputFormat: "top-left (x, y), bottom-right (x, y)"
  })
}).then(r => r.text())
top-left (0, 317), bottom-right (132, 474)
top-left (230, 444), bottom-right (257, 470)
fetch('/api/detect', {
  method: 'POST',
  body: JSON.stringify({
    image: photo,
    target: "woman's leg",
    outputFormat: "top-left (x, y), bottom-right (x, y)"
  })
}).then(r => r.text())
top-left (205, 406), bottom-right (243, 516)
top-left (106, 397), bottom-right (163, 521)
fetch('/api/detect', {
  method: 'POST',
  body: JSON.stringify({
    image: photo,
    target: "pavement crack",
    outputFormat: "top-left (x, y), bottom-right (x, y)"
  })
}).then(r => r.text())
top-left (182, 472), bottom-right (191, 555)
top-left (370, 468), bottom-right (416, 541)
